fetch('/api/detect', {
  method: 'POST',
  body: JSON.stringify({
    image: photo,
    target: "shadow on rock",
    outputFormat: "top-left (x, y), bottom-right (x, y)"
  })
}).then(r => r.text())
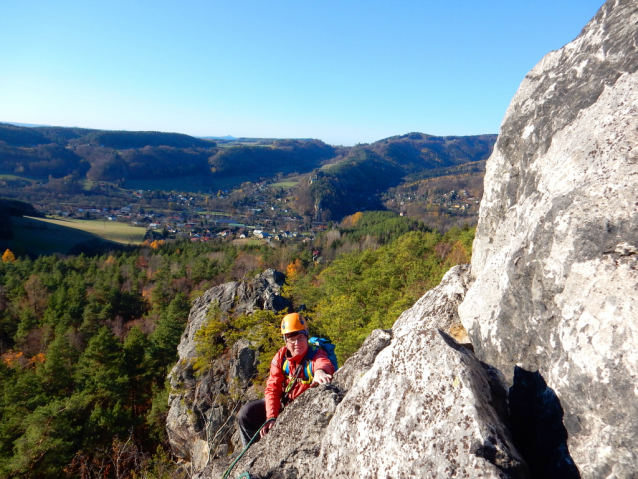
top-left (509, 367), bottom-right (580, 479)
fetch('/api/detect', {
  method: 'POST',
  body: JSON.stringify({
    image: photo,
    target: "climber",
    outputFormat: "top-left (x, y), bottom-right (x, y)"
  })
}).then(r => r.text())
top-left (236, 312), bottom-right (334, 447)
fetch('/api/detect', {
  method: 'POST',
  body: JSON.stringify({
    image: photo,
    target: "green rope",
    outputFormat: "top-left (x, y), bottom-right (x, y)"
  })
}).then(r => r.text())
top-left (221, 418), bottom-right (276, 479)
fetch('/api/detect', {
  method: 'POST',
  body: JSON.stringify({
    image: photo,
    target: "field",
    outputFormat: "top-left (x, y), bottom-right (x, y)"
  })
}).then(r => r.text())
top-left (0, 174), bottom-right (38, 184)
top-left (194, 210), bottom-right (233, 217)
top-left (0, 216), bottom-right (146, 256)
top-left (37, 217), bottom-right (147, 244)
top-left (269, 181), bottom-right (299, 189)
top-left (231, 238), bottom-right (270, 246)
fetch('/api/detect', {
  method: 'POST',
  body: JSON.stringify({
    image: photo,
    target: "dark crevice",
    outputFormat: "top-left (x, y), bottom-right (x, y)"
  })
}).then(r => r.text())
top-left (509, 367), bottom-right (581, 479)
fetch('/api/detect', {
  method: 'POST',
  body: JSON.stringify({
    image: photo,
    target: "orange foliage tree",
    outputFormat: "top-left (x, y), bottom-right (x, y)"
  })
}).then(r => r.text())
top-left (2, 248), bottom-right (16, 262)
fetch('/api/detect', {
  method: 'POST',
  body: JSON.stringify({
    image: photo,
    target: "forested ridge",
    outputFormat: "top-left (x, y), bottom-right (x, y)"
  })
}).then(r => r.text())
top-left (0, 211), bottom-right (473, 478)
top-left (0, 123), bottom-right (494, 223)
top-left (0, 123), bottom-right (332, 183)
top-left (208, 140), bottom-right (337, 177)
top-left (0, 124), bottom-right (215, 150)
top-left (294, 133), bottom-right (496, 220)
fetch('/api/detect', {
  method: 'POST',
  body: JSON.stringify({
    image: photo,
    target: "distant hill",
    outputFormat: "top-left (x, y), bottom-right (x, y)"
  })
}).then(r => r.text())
top-left (0, 124), bottom-right (218, 180)
top-left (75, 130), bottom-right (216, 149)
top-left (0, 123), bottom-right (497, 224)
top-left (294, 133), bottom-right (497, 220)
top-left (0, 123), bottom-right (216, 149)
top-left (208, 139), bottom-right (336, 177)
top-left (0, 123), bottom-right (52, 147)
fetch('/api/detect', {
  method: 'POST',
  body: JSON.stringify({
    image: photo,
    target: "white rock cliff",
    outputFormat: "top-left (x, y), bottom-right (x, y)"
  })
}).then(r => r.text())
top-left (459, 1), bottom-right (638, 477)
top-left (172, 1), bottom-right (638, 477)
top-left (200, 266), bottom-right (530, 478)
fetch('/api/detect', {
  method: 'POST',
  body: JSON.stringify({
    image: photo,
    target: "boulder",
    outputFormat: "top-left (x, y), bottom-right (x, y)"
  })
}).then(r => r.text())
top-left (459, 1), bottom-right (638, 477)
top-left (166, 269), bottom-right (291, 472)
top-left (177, 269), bottom-right (290, 362)
top-left (202, 266), bottom-right (529, 478)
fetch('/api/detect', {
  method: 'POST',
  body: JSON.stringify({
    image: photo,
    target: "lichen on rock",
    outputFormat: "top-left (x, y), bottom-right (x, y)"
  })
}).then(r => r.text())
top-left (200, 266), bottom-right (529, 479)
top-left (459, 1), bottom-right (638, 477)
top-left (166, 269), bottom-right (291, 472)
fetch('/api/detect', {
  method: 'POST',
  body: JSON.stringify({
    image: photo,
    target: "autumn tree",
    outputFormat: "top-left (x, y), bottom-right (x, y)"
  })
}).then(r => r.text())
top-left (2, 249), bottom-right (15, 263)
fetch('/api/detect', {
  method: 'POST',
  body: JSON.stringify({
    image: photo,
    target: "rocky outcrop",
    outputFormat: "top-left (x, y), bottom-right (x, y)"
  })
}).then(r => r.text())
top-left (166, 269), bottom-right (291, 472)
top-left (459, 1), bottom-right (638, 477)
top-left (177, 269), bottom-right (290, 363)
top-left (202, 266), bottom-right (530, 479)
top-left (171, 4), bottom-right (638, 477)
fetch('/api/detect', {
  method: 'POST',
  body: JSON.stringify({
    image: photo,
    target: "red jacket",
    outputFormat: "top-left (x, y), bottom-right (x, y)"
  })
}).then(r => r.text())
top-left (264, 345), bottom-right (335, 419)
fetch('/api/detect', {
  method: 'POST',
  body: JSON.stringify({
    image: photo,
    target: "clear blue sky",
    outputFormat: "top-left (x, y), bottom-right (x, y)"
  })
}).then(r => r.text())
top-left (1, 0), bottom-right (603, 145)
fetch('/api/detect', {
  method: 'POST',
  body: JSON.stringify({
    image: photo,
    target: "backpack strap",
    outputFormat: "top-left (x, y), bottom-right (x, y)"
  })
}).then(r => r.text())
top-left (281, 346), bottom-right (319, 388)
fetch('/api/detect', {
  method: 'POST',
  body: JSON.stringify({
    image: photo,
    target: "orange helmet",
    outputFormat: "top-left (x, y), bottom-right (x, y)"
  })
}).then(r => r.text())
top-left (281, 313), bottom-right (308, 335)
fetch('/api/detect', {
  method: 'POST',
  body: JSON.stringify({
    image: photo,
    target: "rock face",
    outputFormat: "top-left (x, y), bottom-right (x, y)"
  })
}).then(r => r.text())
top-left (202, 266), bottom-right (530, 479)
top-left (177, 269), bottom-right (290, 363)
top-left (172, 4), bottom-right (638, 477)
top-left (166, 269), bottom-right (291, 472)
top-left (459, 1), bottom-right (638, 477)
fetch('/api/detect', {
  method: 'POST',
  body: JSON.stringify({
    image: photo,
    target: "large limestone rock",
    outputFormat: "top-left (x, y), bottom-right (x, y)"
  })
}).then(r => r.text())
top-left (459, 1), bottom-right (638, 477)
top-left (177, 269), bottom-right (290, 363)
top-left (202, 266), bottom-right (529, 478)
top-left (167, 269), bottom-right (291, 472)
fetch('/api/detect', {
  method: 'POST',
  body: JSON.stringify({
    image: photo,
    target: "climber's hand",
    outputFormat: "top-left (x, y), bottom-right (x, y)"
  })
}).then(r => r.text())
top-left (312, 369), bottom-right (333, 386)
top-left (260, 419), bottom-right (275, 438)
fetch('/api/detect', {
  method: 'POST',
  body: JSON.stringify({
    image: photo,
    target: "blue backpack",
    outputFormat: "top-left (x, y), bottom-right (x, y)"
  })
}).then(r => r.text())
top-left (308, 337), bottom-right (339, 372)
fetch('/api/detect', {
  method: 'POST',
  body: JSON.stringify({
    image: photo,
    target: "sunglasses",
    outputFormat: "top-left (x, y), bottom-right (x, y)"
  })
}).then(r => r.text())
top-left (284, 331), bottom-right (307, 343)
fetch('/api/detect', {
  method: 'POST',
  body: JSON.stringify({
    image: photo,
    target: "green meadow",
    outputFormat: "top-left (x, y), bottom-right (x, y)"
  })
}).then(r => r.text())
top-left (0, 174), bottom-right (38, 183)
top-left (0, 216), bottom-right (146, 256)
top-left (269, 180), bottom-right (299, 188)
top-left (36, 217), bottom-right (146, 243)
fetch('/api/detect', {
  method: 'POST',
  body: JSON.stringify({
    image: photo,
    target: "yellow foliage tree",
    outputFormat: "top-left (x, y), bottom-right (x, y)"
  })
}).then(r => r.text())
top-left (341, 211), bottom-right (364, 228)
top-left (286, 259), bottom-right (304, 282)
top-left (2, 249), bottom-right (16, 263)
top-left (351, 211), bottom-right (364, 225)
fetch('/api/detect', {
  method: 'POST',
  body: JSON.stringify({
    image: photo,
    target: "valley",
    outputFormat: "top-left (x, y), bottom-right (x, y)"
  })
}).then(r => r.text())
top-left (0, 123), bottom-right (494, 256)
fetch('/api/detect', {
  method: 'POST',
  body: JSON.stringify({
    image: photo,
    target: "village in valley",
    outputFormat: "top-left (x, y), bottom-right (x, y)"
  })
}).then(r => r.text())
top-left (1, 162), bottom-right (483, 251)
top-left (16, 177), bottom-right (322, 246)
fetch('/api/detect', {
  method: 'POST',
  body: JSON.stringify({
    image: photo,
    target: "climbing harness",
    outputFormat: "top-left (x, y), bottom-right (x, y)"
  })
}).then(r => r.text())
top-left (281, 338), bottom-right (339, 399)
top-left (221, 417), bottom-right (276, 479)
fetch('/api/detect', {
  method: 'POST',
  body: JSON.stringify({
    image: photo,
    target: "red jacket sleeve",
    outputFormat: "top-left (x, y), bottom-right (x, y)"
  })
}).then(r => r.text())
top-left (264, 347), bottom-right (287, 419)
top-left (311, 349), bottom-right (335, 376)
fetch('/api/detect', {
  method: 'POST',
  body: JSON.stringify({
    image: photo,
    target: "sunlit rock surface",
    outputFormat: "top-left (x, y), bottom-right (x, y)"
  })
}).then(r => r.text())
top-left (167, 269), bottom-right (290, 471)
top-left (459, 1), bottom-right (638, 477)
top-left (202, 266), bottom-right (529, 479)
